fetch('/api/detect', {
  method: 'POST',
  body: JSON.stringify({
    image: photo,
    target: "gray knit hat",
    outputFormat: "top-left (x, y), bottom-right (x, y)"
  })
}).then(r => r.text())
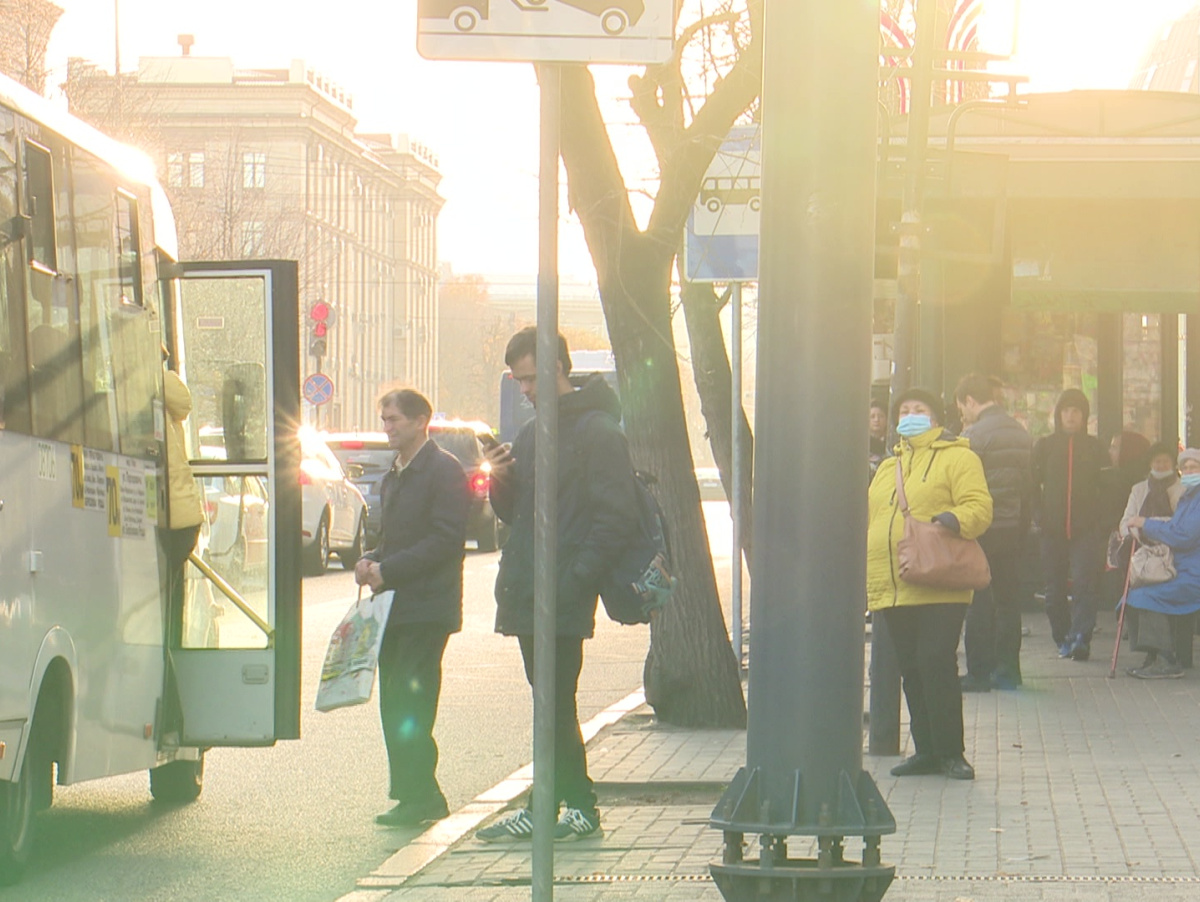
top-left (1178, 448), bottom-right (1200, 469)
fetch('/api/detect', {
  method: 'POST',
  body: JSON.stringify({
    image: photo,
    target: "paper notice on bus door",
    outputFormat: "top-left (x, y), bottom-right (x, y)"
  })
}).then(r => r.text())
top-left (106, 466), bottom-right (121, 537)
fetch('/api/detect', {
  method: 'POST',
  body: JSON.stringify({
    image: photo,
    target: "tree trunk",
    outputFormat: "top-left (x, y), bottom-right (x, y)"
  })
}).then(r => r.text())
top-left (558, 65), bottom-right (746, 728)
top-left (678, 276), bottom-right (754, 566)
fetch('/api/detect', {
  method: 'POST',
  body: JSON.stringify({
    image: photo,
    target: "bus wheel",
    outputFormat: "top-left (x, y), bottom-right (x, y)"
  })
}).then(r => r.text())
top-left (150, 756), bottom-right (204, 804)
top-left (0, 728), bottom-right (45, 885)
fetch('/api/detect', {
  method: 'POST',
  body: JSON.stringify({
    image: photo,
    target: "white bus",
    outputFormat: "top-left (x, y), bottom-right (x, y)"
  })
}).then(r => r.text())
top-left (0, 74), bottom-right (302, 883)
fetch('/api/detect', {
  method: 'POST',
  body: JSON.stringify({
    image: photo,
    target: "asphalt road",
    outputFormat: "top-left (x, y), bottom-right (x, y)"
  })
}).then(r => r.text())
top-left (0, 549), bottom-right (656, 901)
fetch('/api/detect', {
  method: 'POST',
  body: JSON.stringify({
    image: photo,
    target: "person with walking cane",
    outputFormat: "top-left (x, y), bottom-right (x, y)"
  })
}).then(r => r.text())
top-left (1119, 447), bottom-right (1200, 679)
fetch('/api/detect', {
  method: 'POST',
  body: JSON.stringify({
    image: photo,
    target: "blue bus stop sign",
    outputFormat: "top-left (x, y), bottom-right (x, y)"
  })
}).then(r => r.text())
top-left (303, 373), bottom-right (334, 407)
top-left (685, 125), bottom-right (761, 283)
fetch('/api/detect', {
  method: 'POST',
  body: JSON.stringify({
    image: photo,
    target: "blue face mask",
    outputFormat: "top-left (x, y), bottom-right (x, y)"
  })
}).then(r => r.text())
top-left (896, 414), bottom-right (933, 437)
top-left (1182, 473), bottom-right (1200, 489)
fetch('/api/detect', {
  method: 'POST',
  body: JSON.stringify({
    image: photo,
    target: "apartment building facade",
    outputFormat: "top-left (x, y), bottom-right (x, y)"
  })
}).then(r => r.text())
top-left (66, 46), bottom-right (443, 429)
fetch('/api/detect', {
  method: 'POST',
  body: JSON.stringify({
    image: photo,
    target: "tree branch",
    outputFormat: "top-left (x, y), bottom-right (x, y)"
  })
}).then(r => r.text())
top-left (644, 0), bottom-right (763, 248)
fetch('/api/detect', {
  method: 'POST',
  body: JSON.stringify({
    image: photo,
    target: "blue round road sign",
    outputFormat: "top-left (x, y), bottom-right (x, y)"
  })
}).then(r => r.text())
top-left (303, 373), bottom-right (334, 406)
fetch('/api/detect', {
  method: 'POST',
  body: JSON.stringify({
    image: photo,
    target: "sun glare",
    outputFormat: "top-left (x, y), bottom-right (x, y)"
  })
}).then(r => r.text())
top-left (985, 0), bottom-right (1198, 93)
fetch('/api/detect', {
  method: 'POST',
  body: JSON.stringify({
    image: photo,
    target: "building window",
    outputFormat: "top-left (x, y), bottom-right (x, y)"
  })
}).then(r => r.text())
top-left (242, 221), bottom-right (264, 257)
top-left (243, 151), bottom-right (266, 189)
top-left (167, 151), bottom-right (205, 188)
top-left (1183, 60), bottom-right (1197, 92)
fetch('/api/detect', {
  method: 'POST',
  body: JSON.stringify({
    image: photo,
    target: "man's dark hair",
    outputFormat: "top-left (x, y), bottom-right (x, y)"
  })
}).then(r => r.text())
top-left (954, 373), bottom-right (1003, 405)
top-left (504, 325), bottom-right (572, 375)
top-left (869, 396), bottom-right (887, 412)
top-left (377, 388), bottom-right (432, 420)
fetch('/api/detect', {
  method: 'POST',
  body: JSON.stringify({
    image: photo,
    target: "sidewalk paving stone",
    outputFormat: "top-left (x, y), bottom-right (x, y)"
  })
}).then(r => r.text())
top-left (350, 612), bottom-right (1200, 901)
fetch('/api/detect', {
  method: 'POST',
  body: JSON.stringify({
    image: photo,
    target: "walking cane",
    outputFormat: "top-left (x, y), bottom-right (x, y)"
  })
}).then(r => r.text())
top-left (1109, 538), bottom-right (1137, 679)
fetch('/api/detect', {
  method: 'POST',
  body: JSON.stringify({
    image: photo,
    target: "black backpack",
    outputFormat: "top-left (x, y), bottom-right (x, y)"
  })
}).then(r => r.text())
top-left (576, 412), bottom-right (677, 625)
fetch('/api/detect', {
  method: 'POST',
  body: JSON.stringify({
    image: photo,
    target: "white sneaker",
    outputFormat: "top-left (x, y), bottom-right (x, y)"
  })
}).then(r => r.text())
top-left (553, 807), bottom-right (602, 842)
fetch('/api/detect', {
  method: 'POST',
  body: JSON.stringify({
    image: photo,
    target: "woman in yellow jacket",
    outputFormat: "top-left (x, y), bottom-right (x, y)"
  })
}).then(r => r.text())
top-left (163, 362), bottom-right (205, 613)
top-left (867, 388), bottom-right (992, 781)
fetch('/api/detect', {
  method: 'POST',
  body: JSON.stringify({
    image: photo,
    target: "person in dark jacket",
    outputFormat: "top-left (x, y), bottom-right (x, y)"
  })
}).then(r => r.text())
top-left (1031, 388), bottom-right (1108, 661)
top-left (356, 388), bottom-right (469, 827)
top-left (955, 374), bottom-right (1033, 691)
top-left (476, 327), bottom-right (639, 843)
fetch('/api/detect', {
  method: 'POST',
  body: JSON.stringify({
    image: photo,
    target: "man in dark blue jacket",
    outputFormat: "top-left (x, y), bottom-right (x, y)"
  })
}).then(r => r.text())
top-left (477, 327), bottom-right (638, 844)
top-left (956, 374), bottom-right (1033, 690)
top-left (357, 388), bottom-right (469, 827)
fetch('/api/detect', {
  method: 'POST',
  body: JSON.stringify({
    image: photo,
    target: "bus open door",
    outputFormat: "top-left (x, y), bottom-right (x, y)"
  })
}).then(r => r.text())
top-left (162, 259), bottom-right (301, 748)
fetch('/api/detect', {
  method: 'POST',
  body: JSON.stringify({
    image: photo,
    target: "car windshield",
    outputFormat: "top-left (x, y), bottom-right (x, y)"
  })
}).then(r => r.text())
top-left (324, 438), bottom-right (395, 479)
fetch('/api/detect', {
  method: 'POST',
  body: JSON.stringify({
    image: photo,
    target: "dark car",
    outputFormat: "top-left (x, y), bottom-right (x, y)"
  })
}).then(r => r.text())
top-left (325, 420), bottom-right (500, 552)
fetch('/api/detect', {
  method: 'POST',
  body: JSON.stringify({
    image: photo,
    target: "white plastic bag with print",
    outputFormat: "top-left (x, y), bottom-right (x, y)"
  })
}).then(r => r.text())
top-left (315, 590), bottom-right (393, 712)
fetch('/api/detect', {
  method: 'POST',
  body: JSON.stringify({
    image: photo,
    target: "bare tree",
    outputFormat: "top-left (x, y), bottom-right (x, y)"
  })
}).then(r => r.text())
top-left (0, 0), bottom-right (62, 95)
top-left (554, 0), bottom-right (763, 727)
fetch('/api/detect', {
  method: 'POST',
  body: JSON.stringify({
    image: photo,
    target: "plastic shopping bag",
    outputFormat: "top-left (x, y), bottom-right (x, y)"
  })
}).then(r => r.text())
top-left (315, 590), bottom-right (394, 712)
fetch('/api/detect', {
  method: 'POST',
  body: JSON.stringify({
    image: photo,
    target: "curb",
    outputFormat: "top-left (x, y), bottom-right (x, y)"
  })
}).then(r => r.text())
top-left (336, 687), bottom-right (647, 900)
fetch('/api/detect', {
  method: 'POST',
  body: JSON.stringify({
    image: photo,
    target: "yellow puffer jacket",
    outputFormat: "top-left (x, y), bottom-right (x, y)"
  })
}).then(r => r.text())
top-left (866, 428), bottom-right (993, 611)
top-left (165, 369), bottom-right (204, 530)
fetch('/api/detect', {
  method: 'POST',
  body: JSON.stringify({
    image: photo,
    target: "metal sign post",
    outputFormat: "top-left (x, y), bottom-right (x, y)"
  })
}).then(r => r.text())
top-left (730, 281), bottom-right (744, 669)
top-left (416, 6), bottom-right (675, 898)
top-left (531, 62), bottom-right (560, 901)
top-left (685, 126), bottom-right (759, 668)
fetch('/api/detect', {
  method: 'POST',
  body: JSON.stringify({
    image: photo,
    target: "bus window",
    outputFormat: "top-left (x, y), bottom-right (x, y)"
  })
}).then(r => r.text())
top-left (0, 108), bottom-right (30, 433)
top-left (24, 140), bottom-right (55, 271)
top-left (115, 190), bottom-right (143, 307)
top-left (71, 150), bottom-right (121, 451)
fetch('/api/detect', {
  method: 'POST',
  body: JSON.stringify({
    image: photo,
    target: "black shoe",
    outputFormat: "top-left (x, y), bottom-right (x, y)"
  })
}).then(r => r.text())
top-left (960, 674), bottom-right (992, 693)
top-left (890, 754), bottom-right (941, 777)
top-left (941, 756), bottom-right (975, 781)
top-left (1068, 640), bottom-right (1090, 662)
top-left (375, 795), bottom-right (450, 827)
top-left (991, 667), bottom-right (1022, 690)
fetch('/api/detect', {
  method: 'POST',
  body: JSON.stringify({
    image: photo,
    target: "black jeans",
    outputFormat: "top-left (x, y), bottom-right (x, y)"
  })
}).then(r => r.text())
top-left (378, 623), bottom-right (450, 803)
top-left (964, 527), bottom-right (1025, 683)
top-left (517, 635), bottom-right (597, 813)
top-left (883, 604), bottom-right (968, 760)
top-left (160, 525), bottom-right (201, 643)
top-left (1041, 528), bottom-right (1105, 645)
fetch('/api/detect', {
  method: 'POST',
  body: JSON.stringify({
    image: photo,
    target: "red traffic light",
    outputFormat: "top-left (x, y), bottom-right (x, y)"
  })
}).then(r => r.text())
top-left (313, 321), bottom-right (327, 338)
top-left (310, 301), bottom-right (330, 322)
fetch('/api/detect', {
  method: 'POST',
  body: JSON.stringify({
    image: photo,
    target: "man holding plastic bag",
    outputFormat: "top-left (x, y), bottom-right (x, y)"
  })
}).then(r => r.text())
top-left (354, 389), bottom-right (469, 827)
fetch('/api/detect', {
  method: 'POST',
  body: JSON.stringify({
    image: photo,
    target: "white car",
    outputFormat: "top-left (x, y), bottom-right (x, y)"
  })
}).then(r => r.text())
top-left (299, 428), bottom-right (368, 575)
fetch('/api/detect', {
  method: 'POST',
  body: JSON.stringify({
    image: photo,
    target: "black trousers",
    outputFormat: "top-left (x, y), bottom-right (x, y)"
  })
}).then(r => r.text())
top-left (517, 635), bottom-right (597, 813)
top-left (1041, 528), bottom-right (1105, 645)
top-left (160, 525), bottom-right (200, 643)
top-left (964, 527), bottom-right (1025, 683)
top-left (378, 622), bottom-right (450, 803)
top-left (883, 603), bottom-right (968, 760)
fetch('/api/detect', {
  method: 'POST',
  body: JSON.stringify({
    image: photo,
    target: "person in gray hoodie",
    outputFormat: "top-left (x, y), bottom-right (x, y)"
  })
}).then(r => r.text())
top-left (956, 374), bottom-right (1033, 690)
top-left (1031, 388), bottom-right (1108, 661)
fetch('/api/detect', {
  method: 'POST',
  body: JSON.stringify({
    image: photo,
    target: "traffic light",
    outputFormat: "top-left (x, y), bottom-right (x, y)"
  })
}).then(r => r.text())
top-left (309, 301), bottom-right (331, 359)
